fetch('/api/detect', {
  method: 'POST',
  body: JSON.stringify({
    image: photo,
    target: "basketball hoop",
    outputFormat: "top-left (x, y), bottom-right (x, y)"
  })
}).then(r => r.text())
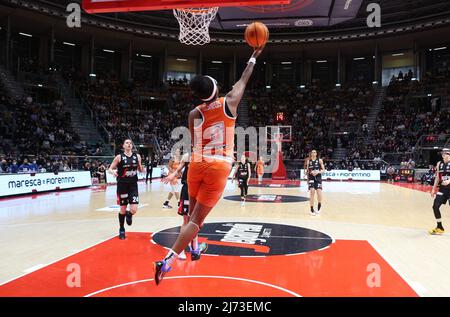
top-left (173, 7), bottom-right (219, 45)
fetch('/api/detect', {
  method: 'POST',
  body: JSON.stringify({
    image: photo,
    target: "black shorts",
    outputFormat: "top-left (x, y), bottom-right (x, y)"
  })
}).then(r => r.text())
top-left (435, 187), bottom-right (450, 206)
top-left (308, 178), bottom-right (322, 190)
top-left (117, 182), bottom-right (139, 206)
top-left (238, 177), bottom-right (248, 187)
top-left (387, 174), bottom-right (395, 180)
top-left (178, 183), bottom-right (190, 216)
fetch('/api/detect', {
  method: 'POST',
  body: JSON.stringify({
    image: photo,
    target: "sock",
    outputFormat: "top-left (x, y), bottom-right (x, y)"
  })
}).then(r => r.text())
top-left (164, 249), bottom-right (179, 266)
top-left (437, 221), bottom-right (444, 230)
top-left (118, 213), bottom-right (125, 230)
top-left (310, 206), bottom-right (314, 213)
top-left (318, 203), bottom-right (322, 211)
top-left (191, 236), bottom-right (199, 251)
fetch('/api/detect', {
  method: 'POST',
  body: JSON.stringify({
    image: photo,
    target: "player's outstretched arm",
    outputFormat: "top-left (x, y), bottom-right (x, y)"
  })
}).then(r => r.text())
top-left (163, 153), bottom-right (188, 184)
top-left (431, 162), bottom-right (440, 197)
top-left (303, 158), bottom-right (309, 179)
top-left (137, 154), bottom-right (145, 173)
top-left (319, 159), bottom-right (326, 174)
top-left (108, 155), bottom-right (121, 177)
top-left (225, 47), bottom-right (264, 116)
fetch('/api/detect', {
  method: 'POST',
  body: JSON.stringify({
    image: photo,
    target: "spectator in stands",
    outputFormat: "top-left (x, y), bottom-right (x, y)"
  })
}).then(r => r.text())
top-left (9, 160), bottom-right (19, 173)
top-left (0, 158), bottom-right (8, 173)
top-left (29, 159), bottom-right (38, 173)
top-left (19, 158), bottom-right (31, 173)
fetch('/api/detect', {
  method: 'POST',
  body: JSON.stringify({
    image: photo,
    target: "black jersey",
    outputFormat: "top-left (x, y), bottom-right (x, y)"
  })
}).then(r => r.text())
top-left (181, 162), bottom-right (189, 185)
top-left (438, 161), bottom-right (450, 189)
top-left (307, 159), bottom-right (321, 177)
top-left (237, 162), bottom-right (250, 179)
top-left (117, 152), bottom-right (139, 184)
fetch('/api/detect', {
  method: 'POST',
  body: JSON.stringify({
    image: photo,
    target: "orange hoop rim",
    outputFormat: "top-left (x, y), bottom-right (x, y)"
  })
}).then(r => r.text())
top-left (175, 7), bottom-right (218, 14)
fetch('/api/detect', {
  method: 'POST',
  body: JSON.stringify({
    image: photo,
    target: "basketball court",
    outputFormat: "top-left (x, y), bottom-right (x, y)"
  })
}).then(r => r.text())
top-left (1, 178), bottom-right (449, 297)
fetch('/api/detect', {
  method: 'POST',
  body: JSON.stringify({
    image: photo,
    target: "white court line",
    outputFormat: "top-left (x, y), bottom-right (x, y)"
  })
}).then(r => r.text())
top-left (0, 234), bottom-right (116, 286)
top-left (366, 240), bottom-right (427, 297)
top-left (285, 252), bottom-right (306, 256)
top-left (84, 275), bottom-right (302, 297)
top-left (23, 264), bottom-right (46, 274)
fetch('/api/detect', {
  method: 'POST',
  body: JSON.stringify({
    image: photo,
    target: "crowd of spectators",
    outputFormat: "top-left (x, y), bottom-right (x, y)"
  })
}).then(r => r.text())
top-left (359, 70), bottom-right (450, 166)
top-left (247, 80), bottom-right (374, 162)
top-left (3, 62), bottom-right (450, 180)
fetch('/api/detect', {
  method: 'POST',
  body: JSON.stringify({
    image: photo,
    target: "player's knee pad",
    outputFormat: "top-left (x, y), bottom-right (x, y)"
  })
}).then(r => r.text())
top-left (189, 220), bottom-right (201, 231)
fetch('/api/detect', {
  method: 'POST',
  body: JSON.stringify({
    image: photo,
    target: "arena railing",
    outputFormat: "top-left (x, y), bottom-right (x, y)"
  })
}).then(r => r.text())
top-left (414, 134), bottom-right (450, 149)
top-left (382, 152), bottom-right (415, 165)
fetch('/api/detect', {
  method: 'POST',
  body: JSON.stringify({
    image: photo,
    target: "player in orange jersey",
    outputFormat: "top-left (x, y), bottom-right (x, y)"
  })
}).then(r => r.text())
top-left (163, 149), bottom-right (181, 209)
top-left (154, 47), bottom-right (264, 284)
top-left (255, 156), bottom-right (265, 185)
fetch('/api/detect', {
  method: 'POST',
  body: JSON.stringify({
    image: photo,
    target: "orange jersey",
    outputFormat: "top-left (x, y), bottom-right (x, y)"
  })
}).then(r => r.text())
top-left (256, 160), bottom-right (264, 175)
top-left (168, 159), bottom-right (181, 184)
top-left (193, 97), bottom-right (236, 163)
top-left (168, 159), bottom-right (180, 173)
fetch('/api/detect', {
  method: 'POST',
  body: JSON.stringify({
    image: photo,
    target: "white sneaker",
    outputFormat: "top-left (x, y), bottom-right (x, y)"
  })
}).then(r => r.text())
top-left (241, 200), bottom-right (245, 207)
top-left (178, 251), bottom-right (187, 260)
top-left (163, 204), bottom-right (172, 209)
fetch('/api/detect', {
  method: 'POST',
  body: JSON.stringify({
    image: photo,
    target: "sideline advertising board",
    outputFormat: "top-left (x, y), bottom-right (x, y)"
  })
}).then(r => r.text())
top-left (0, 171), bottom-right (92, 197)
top-left (300, 169), bottom-right (381, 181)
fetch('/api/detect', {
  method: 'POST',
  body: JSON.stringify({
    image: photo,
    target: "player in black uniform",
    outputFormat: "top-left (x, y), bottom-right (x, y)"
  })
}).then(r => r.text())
top-left (233, 154), bottom-right (252, 206)
top-left (430, 148), bottom-right (450, 235)
top-left (108, 139), bottom-right (144, 239)
top-left (163, 151), bottom-right (207, 260)
top-left (304, 149), bottom-right (325, 215)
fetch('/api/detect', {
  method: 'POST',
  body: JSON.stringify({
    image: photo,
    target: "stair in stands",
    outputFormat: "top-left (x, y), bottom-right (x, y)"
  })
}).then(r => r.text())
top-left (236, 97), bottom-right (250, 127)
top-left (332, 146), bottom-right (348, 161)
top-left (0, 65), bottom-right (26, 101)
top-left (364, 86), bottom-right (387, 144)
top-left (55, 72), bottom-right (113, 156)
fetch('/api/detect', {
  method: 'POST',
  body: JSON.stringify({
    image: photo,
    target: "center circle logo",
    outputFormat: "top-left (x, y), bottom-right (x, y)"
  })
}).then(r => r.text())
top-left (223, 194), bottom-right (309, 203)
top-left (152, 222), bottom-right (333, 256)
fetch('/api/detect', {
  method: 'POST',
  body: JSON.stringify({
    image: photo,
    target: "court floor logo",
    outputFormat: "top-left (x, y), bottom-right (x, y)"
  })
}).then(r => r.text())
top-left (223, 194), bottom-right (309, 203)
top-left (152, 222), bottom-right (333, 256)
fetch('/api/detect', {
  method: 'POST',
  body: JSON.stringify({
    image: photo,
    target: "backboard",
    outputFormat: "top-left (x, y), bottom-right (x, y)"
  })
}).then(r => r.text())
top-left (82, 0), bottom-right (291, 13)
top-left (266, 125), bottom-right (292, 142)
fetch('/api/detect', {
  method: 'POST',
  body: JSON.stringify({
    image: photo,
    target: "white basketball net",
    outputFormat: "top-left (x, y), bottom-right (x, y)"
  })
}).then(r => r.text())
top-left (173, 7), bottom-right (219, 46)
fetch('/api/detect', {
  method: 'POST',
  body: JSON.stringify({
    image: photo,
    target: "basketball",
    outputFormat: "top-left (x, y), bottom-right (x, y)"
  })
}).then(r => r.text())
top-left (244, 21), bottom-right (269, 48)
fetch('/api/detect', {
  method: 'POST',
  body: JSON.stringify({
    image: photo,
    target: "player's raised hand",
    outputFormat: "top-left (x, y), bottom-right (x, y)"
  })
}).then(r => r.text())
top-left (431, 188), bottom-right (436, 197)
top-left (162, 173), bottom-right (175, 184)
top-left (252, 46), bottom-right (264, 59)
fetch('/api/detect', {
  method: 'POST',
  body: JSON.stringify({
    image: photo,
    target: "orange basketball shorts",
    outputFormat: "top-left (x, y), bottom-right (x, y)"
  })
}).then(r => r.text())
top-left (187, 160), bottom-right (232, 208)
